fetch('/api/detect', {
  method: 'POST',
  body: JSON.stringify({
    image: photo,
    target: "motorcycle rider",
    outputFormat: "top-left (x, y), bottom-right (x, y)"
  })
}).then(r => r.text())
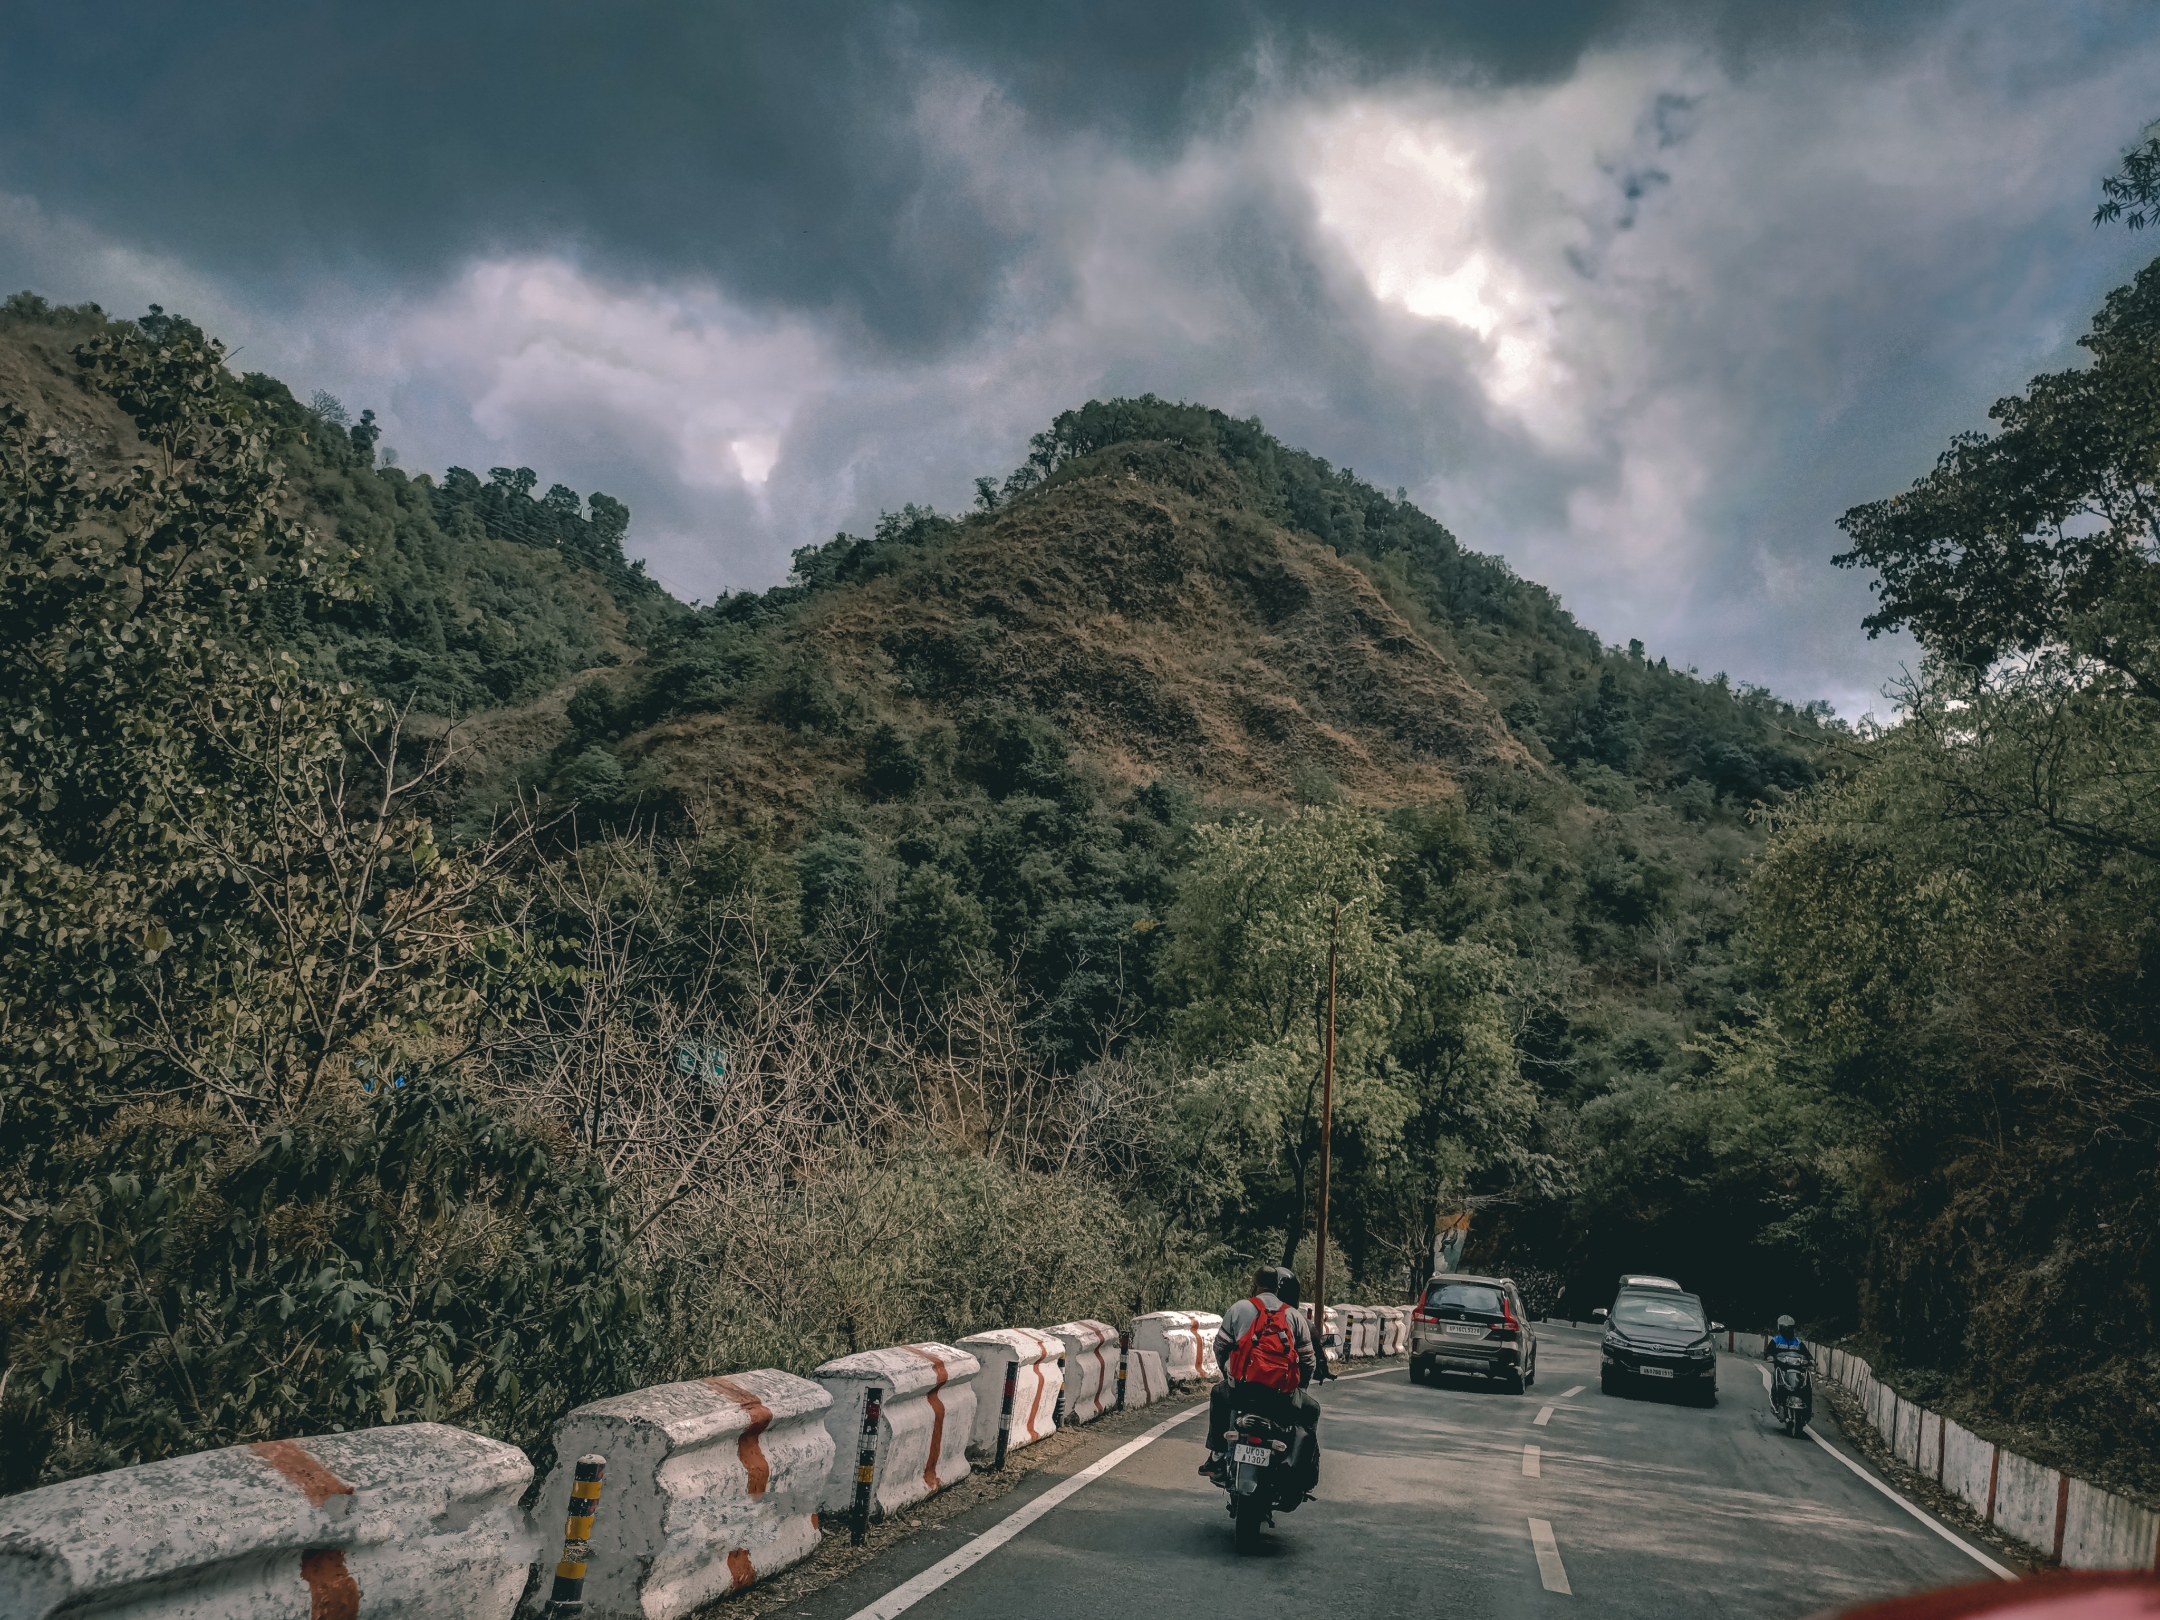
top-left (1768, 1315), bottom-right (1811, 1359)
top-left (1200, 1265), bottom-right (1321, 1484)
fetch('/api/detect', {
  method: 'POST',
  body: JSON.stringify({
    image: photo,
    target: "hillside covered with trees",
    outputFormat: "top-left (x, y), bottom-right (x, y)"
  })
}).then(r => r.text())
top-left (7, 239), bottom-right (2144, 1509)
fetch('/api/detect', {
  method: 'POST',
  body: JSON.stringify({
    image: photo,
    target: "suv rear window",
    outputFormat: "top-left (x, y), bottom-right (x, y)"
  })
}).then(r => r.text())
top-left (1426, 1283), bottom-right (1504, 1316)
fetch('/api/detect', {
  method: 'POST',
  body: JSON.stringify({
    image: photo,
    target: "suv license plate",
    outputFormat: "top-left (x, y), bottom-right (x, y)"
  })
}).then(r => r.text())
top-left (1444, 1326), bottom-right (1482, 1337)
top-left (1640, 1367), bottom-right (1674, 1378)
top-left (1233, 1444), bottom-right (1271, 1466)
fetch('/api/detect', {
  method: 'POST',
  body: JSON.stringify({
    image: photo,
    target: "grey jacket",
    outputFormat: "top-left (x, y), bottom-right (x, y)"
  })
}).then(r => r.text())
top-left (1215, 1292), bottom-right (1318, 1386)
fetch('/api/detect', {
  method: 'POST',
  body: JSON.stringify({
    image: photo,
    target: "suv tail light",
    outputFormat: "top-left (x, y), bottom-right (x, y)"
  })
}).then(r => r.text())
top-left (1489, 1296), bottom-right (1523, 1340)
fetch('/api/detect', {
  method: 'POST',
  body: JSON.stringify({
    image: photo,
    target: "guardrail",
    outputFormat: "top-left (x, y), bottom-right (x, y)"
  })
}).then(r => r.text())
top-left (0, 1303), bottom-right (1246, 1615)
top-left (1803, 1339), bottom-right (2160, 1572)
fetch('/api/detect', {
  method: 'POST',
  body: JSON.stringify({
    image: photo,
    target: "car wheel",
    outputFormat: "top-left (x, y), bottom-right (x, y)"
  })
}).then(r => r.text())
top-left (1505, 1366), bottom-right (1527, 1395)
top-left (1409, 1358), bottom-right (1427, 1385)
top-left (1600, 1369), bottom-right (1620, 1396)
top-left (1525, 1352), bottom-right (1537, 1389)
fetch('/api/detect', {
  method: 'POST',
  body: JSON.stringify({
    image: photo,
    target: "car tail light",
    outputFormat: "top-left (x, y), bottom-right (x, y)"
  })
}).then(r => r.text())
top-left (1490, 1297), bottom-right (1522, 1340)
top-left (1414, 1307), bottom-right (1439, 1323)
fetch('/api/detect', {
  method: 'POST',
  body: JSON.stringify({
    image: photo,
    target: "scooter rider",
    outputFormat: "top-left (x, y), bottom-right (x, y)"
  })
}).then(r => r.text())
top-left (1200, 1266), bottom-right (1321, 1481)
top-left (1769, 1315), bottom-right (1811, 1359)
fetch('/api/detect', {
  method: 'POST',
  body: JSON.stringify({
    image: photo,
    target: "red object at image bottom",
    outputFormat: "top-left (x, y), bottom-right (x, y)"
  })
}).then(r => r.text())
top-left (1826, 1574), bottom-right (2160, 1620)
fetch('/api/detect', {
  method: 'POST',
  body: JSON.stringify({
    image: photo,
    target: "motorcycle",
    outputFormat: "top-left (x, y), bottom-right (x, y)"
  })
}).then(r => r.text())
top-left (1769, 1348), bottom-right (1814, 1437)
top-left (1212, 1390), bottom-right (1315, 1553)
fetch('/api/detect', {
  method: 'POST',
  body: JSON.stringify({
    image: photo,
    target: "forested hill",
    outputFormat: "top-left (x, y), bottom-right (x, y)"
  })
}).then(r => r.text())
top-left (0, 289), bottom-right (1843, 1494)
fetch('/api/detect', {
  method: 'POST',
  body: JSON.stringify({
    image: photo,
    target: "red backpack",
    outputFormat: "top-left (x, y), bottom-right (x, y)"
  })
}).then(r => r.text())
top-left (1226, 1297), bottom-right (1302, 1392)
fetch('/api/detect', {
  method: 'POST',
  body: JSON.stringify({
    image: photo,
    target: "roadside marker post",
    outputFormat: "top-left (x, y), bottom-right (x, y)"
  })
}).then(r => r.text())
top-left (994, 1360), bottom-right (1018, 1470)
top-left (545, 1454), bottom-right (606, 1616)
top-left (1116, 1332), bottom-right (1130, 1410)
top-left (851, 1387), bottom-right (884, 1546)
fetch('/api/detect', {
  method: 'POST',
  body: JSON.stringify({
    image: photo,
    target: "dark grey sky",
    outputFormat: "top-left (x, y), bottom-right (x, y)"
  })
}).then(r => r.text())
top-left (4, 0), bottom-right (2156, 713)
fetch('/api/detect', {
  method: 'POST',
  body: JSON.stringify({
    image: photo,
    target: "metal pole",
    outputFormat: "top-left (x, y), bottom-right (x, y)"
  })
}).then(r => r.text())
top-left (1051, 1354), bottom-right (1066, 1428)
top-left (1312, 904), bottom-right (1339, 1376)
top-left (849, 1386), bottom-right (883, 1545)
top-left (993, 1360), bottom-right (1018, 1469)
top-left (545, 1454), bottom-right (605, 1615)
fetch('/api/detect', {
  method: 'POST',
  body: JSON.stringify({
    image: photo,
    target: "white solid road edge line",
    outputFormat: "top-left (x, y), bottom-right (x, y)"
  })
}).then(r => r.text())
top-left (1753, 1364), bottom-right (2013, 1581)
top-left (1528, 1517), bottom-right (1573, 1594)
top-left (843, 1402), bottom-right (1210, 1620)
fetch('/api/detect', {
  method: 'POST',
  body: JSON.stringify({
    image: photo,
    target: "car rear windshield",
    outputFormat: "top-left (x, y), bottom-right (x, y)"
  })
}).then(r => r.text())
top-left (1426, 1283), bottom-right (1504, 1316)
top-left (1611, 1296), bottom-right (1706, 1332)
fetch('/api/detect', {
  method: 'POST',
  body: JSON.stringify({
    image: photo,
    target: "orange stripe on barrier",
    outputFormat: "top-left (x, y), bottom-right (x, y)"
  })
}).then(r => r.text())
top-left (1022, 1340), bottom-right (1050, 1442)
top-left (895, 1346), bottom-right (953, 1493)
top-left (301, 1548), bottom-right (360, 1620)
top-left (1185, 1314), bottom-right (1208, 1378)
top-left (704, 1375), bottom-right (777, 1499)
top-left (727, 1548), bottom-right (757, 1593)
top-left (249, 1441), bottom-right (355, 1508)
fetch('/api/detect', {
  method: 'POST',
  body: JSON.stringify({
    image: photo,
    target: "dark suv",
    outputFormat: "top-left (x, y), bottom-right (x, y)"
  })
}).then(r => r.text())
top-left (1409, 1274), bottom-right (1538, 1393)
top-left (1597, 1289), bottom-right (1722, 1403)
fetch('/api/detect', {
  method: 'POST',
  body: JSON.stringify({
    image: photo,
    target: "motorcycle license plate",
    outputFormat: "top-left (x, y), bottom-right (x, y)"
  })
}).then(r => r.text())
top-left (1444, 1326), bottom-right (1483, 1337)
top-left (1639, 1367), bottom-right (1675, 1378)
top-left (1233, 1444), bottom-right (1271, 1466)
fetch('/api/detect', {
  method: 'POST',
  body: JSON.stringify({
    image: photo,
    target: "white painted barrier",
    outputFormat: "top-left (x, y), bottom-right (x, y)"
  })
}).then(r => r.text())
top-left (1128, 1311), bottom-right (1221, 1383)
top-left (814, 1344), bottom-right (980, 1519)
top-left (1128, 1349), bottom-right (1170, 1407)
top-left (538, 1369), bottom-right (831, 1619)
top-left (1048, 1320), bottom-right (1118, 1425)
top-left (1813, 1339), bottom-right (2160, 1570)
top-left (0, 1424), bottom-right (535, 1620)
top-left (1345, 1306), bottom-right (1379, 1358)
top-left (1379, 1307), bottom-right (1409, 1356)
top-left (956, 1328), bottom-right (1065, 1459)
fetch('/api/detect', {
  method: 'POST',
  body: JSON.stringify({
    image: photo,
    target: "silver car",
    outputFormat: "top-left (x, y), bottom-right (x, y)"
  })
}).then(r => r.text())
top-left (1408, 1273), bottom-right (1539, 1393)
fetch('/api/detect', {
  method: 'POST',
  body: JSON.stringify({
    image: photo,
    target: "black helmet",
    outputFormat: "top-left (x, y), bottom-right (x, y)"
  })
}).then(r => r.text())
top-left (1276, 1269), bottom-right (1302, 1307)
top-left (1777, 1314), bottom-right (1796, 1330)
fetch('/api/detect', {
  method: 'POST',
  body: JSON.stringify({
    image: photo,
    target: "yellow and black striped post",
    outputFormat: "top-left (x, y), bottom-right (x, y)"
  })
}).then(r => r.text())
top-left (849, 1386), bottom-right (883, 1546)
top-left (992, 1359), bottom-right (1019, 1470)
top-left (546, 1454), bottom-right (605, 1614)
top-left (1116, 1331), bottom-right (1130, 1410)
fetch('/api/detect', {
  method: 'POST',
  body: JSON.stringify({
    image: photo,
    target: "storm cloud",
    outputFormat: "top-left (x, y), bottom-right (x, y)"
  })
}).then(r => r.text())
top-left (4, 0), bottom-right (2157, 713)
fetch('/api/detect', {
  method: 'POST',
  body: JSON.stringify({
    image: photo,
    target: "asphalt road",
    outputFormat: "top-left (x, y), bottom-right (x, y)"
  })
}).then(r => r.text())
top-left (795, 1322), bottom-right (1995, 1620)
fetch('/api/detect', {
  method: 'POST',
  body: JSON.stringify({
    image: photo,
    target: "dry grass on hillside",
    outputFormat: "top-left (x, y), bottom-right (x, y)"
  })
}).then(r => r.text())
top-left (643, 443), bottom-right (1535, 824)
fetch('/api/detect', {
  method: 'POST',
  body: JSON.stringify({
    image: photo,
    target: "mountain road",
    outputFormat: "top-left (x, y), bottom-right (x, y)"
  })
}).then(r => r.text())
top-left (784, 1322), bottom-right (1999, 1620)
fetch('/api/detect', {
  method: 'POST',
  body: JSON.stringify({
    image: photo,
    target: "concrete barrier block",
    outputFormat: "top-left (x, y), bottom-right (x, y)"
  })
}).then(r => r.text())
top-left (814, 1344), bottom-right (981, 1519)
top-left (1893, 1398), bottom-right (1923, 1469)
top-left (1941, 1419), bottom-right (1994, 1520)
top-left (955, 1328), bottom-right (1064, 1459)
top-left (1128, 1312), bottom-right (1222, 1383)
top-left (2060, 1477), bottom-right (2160, 1571)
top-left (1127, 1350), bottom-right (1170, 1407)
top-left (1301, 1306), bottom-right (1343, 1364)
top-left (1376, 1307), bottom-right (1406, 1356)
top-left (0, 1423), bottom-right (535, 1620)
top-left (537, 1368), bottom-right (831, 1619)
top-left (1047, 1320), bottom-right (1118, 1426)
top-left (1989, 1448), bottom-right (2060, 1552)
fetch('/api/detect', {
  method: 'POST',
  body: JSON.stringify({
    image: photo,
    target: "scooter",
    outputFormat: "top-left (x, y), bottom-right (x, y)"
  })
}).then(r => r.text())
top-left (1211, 1394), bottom-right (1315, 1553)
top-left (1769, 1348), bottom-right (1814, 1437)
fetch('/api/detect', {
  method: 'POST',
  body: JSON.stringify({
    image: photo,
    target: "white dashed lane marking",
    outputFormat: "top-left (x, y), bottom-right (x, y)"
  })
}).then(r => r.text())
top-left (1529, 1517), bottom-right (1572, 1594)
top-left (1522, 1445), bottom-right (1542, 1477)
top-left (1533, 1406), bottom-right (1554, 1426)
top-left (1557, 1384), bottom-right (1586, 1398)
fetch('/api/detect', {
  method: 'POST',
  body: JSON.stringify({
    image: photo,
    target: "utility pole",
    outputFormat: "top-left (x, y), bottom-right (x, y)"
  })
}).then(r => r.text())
top-left (1311, 904), bottom-right (1340, 1375)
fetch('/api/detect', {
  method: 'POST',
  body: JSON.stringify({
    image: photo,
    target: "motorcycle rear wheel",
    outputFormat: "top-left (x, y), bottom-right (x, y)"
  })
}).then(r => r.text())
top-left (1234, 1491), bottom-right (1266, 1554)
